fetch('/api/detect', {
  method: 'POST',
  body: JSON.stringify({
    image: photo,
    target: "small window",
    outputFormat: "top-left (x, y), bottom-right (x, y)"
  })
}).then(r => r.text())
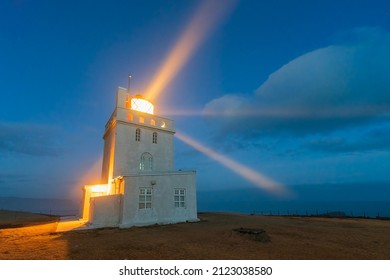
top-left (127, 113), bottom-right (133, 121)
top-left (139, 188), bottom-right (152, 209)
top-left (150, 119), bottom-right (156, 126)
top-left (139, 116), bottom-right (145, 123)
top-left (161, 121), bottom-right (166, 128)
top-left (125, 97), bottom-right (130, 109)
top-left (135, 128), bottom-right (141, 141)
top-left (152, 132), bottom-right (157, 144)
top-left (174, 189), bottom-right (186, 208)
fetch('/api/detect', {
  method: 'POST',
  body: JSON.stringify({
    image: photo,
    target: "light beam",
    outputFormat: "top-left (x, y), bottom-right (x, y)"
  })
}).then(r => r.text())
top-left (175, 131), bottom-right (292, 197)
top-left (141, 1), bottom-right (291, 197)
top-left (145, 0), bottom-right (237, 101)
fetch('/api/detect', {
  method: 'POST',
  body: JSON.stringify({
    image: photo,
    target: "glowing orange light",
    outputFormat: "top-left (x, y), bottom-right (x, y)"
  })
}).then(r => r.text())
top-left (131, 96), bottom-right (154, 114)
top-left (145, 1), bottom-right (237, 101)
top-left (81, 183), bottom-right (110, 220)
top-left (125, 97), bottom-right (131, 109)
top-left (175, 131), bottom-right (291, 196)
top-left (89, 184), bottom-right (110, 194)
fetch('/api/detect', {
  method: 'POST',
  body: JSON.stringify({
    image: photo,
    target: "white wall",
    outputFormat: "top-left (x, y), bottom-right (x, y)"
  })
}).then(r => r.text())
top-left (113, 121), bottom-right (174, 176)
top-left (120, 172), bottom-right (197, 227)
top-left (89, 194), bottom-right (122, 227)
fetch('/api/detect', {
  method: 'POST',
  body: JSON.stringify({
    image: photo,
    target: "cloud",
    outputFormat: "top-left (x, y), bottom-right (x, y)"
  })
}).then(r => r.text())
top-left (0, 122), bottom-right (62, 156)
top-left (204, 27), bottom-right (390, 137)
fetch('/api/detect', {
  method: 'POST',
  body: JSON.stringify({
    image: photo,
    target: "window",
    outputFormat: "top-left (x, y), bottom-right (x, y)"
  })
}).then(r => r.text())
top-left (135, 128), bottom-right (141, 141)
top-left (174, 189), bottom-right (186, 208)
top-left (139, 116), bottom-right (145, 123)
top-left (127, 113), bottom-right (133, 121)
top-left (125, 97), bottom-right (130, 109)
top-left (150, 119), bottom-right (156, 126)
top-left (140, 152), bottom-right (153, 170)
top-left (139, 188), bottom-right (152, 209)
top-left (152, 132), bottom-right (157, 144)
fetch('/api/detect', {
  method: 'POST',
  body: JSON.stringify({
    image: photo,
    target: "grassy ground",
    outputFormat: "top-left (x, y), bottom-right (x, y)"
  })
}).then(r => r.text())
top-left (0, 210), bottom-right (389, 259)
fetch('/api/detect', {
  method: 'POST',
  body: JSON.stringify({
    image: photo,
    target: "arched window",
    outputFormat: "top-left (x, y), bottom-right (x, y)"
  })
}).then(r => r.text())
top-left (135, 128), bottom-right (141, 141)
top-left (140, 152), bottom-right (153, 171)
top-left (152, 132), bottom-right (157, 144)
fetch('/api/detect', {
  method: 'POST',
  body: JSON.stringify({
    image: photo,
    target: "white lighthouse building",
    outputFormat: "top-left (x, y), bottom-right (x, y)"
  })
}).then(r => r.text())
top-left (81, 86), bottom-right (198, 228)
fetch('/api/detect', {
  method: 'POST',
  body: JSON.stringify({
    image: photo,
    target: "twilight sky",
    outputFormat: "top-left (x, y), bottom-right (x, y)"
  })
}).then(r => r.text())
top-left (1, 0), bottom-right (389, 202)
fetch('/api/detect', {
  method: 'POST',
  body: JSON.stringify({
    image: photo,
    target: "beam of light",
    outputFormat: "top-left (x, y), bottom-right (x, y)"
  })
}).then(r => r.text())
top-left (161, 104), bottom-right (390, 118)
top-left (159, 108), bottom-right (205, 116)
top-left (144, 0), bottom-right (238, 101)
top-left (203, 101), bottom-right (390, 118)
top-left (175, 131), bottom-right (292, 197)
top-left (69, 156), bottom-right (103, 201)
top-left (203, 107), bottom-right (390, 118)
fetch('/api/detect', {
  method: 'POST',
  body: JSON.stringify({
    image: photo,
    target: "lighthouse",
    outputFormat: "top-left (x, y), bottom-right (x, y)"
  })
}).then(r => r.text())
top-left (81, 85), bottom-right (198, 228)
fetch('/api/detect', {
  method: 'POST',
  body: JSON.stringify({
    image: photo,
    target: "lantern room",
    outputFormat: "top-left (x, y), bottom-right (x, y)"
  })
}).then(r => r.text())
top-left (128, 95), bottom-right (154, 115)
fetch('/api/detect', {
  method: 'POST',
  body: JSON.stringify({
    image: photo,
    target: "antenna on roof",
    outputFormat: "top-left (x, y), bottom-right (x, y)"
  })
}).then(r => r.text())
top-left (127, 74), bottom-right (132, 94)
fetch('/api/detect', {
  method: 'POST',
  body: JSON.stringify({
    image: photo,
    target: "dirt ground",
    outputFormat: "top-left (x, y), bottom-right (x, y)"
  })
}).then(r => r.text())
top-left (0, 210), bottom-right (389, 259)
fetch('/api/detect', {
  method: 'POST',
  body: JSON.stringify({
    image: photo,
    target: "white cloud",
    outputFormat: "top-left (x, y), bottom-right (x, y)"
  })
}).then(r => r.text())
top-left (204, 27), bottom-right (390, 137)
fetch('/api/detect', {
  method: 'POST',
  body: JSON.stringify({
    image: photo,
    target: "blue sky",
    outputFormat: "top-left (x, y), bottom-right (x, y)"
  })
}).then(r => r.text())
top-left (1, 0), bottom-right (389, 203)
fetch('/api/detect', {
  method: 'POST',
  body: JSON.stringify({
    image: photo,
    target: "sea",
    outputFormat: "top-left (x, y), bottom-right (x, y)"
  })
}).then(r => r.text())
top-left (197, 187), bottom-right (390, 218)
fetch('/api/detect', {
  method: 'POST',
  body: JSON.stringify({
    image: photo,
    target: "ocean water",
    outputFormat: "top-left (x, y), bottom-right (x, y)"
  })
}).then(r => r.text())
top-left (197, 187), bottom-right (390, 218)
top-left (198, 199), bottom-right (390, 218)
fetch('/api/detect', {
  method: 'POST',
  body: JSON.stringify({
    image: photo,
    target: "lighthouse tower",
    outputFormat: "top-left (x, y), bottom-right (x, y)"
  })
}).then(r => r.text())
top-left (81, 86), bottom-right (198, 228)
top-left (101, 88), bottom-right (175, 183)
